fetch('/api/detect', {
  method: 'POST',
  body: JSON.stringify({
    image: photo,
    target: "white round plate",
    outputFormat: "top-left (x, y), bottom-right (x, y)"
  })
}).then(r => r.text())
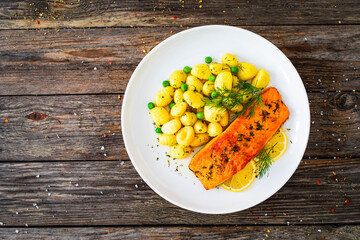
top-left (121, 25), bottom-right (310, 214)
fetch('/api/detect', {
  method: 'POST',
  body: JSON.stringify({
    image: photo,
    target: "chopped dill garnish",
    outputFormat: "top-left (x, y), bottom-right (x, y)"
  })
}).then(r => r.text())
top-left (255, 143), bottom-right (277, 179)
top-left (204, 82), bottom-right (263, 119)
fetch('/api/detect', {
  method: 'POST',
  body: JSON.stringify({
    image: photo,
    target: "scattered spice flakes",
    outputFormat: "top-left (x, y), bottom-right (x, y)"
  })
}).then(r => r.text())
top-left (317, 180), bottom-right (321, 185)
top-left (101, 133), bottom-right (107, 138)
top-left (173, 15), bottom-right (178, 19)
top-left (89, 14), bottom-right (92, 17)
top-left (322, 236), bottom-right (326, 239)
top-left (36, 20), bottom-right (40, 24)
top-left (272, 215), bottom-right (276, 218)
top-left (4, 119), bottom-right (8, 123)
top-left (109, 61), bottom-right (113, 65)
top-left (345, 199), bottom-right (350, 204)
top-left (57, 120), bottom-right (62, 124)
top-left (331, 209), bottom-right (335, 213)
top-left (249, 210), bottom-right (254, 215)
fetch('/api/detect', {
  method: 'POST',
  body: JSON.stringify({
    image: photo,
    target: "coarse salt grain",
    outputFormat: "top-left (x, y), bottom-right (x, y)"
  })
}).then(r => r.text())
top-left (36, 174), bottom-right (40, 178)
top-left (101, 146), bottom-right (105, 150)
top-left (75, 183), bottom-right (79, 187)
top-left (100, 191), bottom-right (103, 195)
top-left (318, 229), bottom-right (322, 232)
top-left (104, 153), bottom-right (107, 156)
top-left (120, 161), bottom-right (125, 165)
top-left (15, 212), bottom-right (18, 215)
top-left (338, 138), bottom-right (341, 141)
top-left (15, 230), bottom-right (19, 233)
top-left (0, 222), bottom-right (3, 225)
top-left (74, 113), bottom-right (77, 116)
top-left (25, 224), bottom-right (28, 227)
top-left (135, 184), bottom-right (138, 188)
top-left (48, 193), bottom-right (51, 196)
top-left (94, 67), bottom-right (97, 70)
top-left (287, 221), bottom-right (290, 226)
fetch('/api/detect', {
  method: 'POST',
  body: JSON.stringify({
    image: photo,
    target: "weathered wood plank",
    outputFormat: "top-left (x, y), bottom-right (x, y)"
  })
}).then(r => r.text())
top-left (0, 158), bottom-right (358, 226)
top-left (0, 225), bottom-right (359, 239)
top-left (0, 26), bottom-right (359, 95)
top-left (1, 0), bottom-right (360, 29)
top-left (0, 92), bottom-right (359, 161)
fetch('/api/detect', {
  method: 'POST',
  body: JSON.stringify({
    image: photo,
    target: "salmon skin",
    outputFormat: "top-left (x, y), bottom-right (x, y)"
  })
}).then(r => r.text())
top-left (189, 87), bottom-right (290, 190)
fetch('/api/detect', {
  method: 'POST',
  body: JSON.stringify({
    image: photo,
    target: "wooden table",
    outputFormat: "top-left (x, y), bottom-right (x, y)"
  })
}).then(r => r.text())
top-left (0, 1), bottom-right (359, 239)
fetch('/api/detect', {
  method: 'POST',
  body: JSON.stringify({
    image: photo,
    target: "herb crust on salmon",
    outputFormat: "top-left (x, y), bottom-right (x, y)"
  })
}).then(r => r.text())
top-left (189, 87), bottom-right (290, 190)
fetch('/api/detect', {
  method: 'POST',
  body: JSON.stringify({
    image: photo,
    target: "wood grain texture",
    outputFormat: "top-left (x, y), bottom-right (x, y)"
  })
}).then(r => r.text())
top-left (0, 158), bottom-right (358, 226)
top-left (0, 225), bottom-right (359, 239)
top-left (1, 0), bottom-right (360, 29)
top-left (0, 92), bottom-right (359, 161)
top-left (0, 26), bottom-right (359, 96)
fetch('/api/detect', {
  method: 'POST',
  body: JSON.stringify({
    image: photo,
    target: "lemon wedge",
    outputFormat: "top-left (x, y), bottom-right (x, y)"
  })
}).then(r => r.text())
top-left (221, 160), bottom-right (256, 192)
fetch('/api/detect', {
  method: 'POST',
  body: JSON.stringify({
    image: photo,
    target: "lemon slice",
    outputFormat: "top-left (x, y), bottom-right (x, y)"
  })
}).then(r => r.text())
top-left (265, 128), bottom-right (288, 162)
top-left (221, 160), bottom-right (256, 192)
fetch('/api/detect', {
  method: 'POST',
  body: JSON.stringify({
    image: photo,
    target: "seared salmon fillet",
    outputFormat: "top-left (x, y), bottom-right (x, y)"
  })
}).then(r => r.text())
top-left (189, 87), bottom-right (290, 190)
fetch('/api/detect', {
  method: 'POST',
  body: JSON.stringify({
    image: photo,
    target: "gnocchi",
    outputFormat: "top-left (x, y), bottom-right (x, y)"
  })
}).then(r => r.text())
top-left (161, 118), bottom-right (181, 135)
top-left (158, 134), bottom-right (177, 146)
top-left (180, 112), bottom-right (197, 126)
top-left (150, 107), bottom-right (170, 127)
top-left (221, 53), bottom-right (238, 67)
top-left (194, 120), bottom-right (207, 133)
top-left (190, 134), bottom-right (210, 147)
top-left (183, 91), bottom-right (205, 109)
top-left (148, 53), bottom-right (272, 159)
top-left (186, 75), bottom-right (203, 92)
top-left (251, 69), bottom-right (270, 89)
top-left (154, 86), bottom-right (174, 107)
top-left (237, 62), bottom-right (258, 81)
top-left (191, 64), bottom-right (211, 80)
top-left (176, 126), bottom-right (195, 146)
top-left (207, 122), bottom-right (223, 137)
top-left (169, 144), bottom-right (193, 159)
top-left (215, 72), bottom-right (233, 91)
top-left (169, 70), bottom-right (187, 88)
top-left (171, 102), bottom-right (187, 117)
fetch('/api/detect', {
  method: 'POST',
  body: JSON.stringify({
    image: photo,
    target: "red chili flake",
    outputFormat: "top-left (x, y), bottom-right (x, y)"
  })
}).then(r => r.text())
top-left (4, 119), bottom-right (9, 123)
top-left (89, 14), bottom-right (92, 17)
top-left (36, 20), bottom-right (40, 24)
top-left (322, 236), bottom-right (325, 239)
top-left (249, 210), bottom-right (254, 215)
top-left (267, 207), bottom-right (271, 210)
top-left (57, 120), bottom-right (62, 124)
top-left (121, 96), bottom-right (124, 100)
top-left (137, 9), bottom-right (140, 12)
top-left (101, 133), bottom-right (107, 138)
top-left (345, 199), bottom-right (350, 204)
top-left (331, 209), bottom-right (335, 213)
top-left (317, 180), bottom-right (321, 185)
top-left (324, 103), bottom-right (327, 107)
top-left (173, 15), bottom-right (178, 19)
top-left (109, 62), bottom-right (113, 65)
top-left (301, 1), bottom-right (304, 3)
top-left (272, 215), bottom-right (276, 218)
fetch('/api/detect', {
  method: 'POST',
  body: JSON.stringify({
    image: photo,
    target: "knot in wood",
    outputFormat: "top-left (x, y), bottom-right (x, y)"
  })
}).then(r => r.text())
top-left (334, 92), bottom-right (358, 110)
top-left (25, 112), bottom-right (48, 121)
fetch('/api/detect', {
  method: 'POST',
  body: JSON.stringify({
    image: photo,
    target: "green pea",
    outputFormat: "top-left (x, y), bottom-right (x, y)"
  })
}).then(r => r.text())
top-left (181, 83), bottom-right (188, 91)
top-left (231, 66), bottom-right (239, 73)
top-left (148, 102), bottom-right (155, 109)
top-left (169, 103), bottom-right (176, 109)
top-left (196, 112), bottom-right (204, 119)
top-left (183, 66), bottom-right (191, 74)
top-left (205, 56), bottom-right (212, 64)
top-left (155, 127), bottom-right (162, 134)
top-left (211, 91), bottom-right (218, 99)
top-left (208, 75), bottom-right (216, 82)
top-left (162, 80), bottom-right (170, 87)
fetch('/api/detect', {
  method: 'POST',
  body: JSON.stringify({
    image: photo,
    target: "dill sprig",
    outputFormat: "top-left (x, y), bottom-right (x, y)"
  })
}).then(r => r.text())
top-left (205, 81), bottom-right (263, 119)
top-left (255, 143), bottom-right (277, 179)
